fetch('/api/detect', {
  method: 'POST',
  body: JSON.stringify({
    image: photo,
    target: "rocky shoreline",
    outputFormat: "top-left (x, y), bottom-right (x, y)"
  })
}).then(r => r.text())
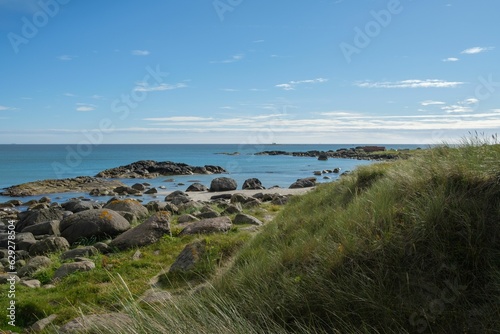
top-left (1, 177), bottom-right (127, 197)
top-left (2, 161), bottom-right (227, 197)
top-left (256, 146), bottom-right (414, 160)
top-left (95, 160), bottom-right (226, 179)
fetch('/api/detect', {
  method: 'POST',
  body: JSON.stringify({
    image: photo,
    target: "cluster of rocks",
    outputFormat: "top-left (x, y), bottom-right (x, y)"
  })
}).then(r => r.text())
top-left (256, 146), bottom-right (405, 161)
top-left (0, 179), bottom-right (300, 331)
top-left (95, 160), bottom-right (226, 179)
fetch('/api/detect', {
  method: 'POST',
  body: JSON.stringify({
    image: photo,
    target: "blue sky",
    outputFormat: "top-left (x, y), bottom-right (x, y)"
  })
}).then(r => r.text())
top-left (1, 0), bottom-right (499, 144)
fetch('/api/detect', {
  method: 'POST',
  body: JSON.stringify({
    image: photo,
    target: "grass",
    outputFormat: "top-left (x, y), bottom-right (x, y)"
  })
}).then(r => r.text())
top-left (3, 139), bottom-right (500, 333)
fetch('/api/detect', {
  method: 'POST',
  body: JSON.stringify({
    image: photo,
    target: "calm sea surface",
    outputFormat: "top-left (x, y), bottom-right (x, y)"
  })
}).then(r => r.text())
top-left (0, 144), bottom-right (423, 203)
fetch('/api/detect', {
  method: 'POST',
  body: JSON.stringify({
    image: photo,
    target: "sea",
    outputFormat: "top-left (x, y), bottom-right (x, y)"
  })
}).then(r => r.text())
top-left (0, 144), bottom-right (423, 205)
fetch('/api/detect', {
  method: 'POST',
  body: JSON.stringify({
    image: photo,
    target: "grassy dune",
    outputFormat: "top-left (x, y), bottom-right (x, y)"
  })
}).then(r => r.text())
top-left (92, 141), bottom-right (500, 333)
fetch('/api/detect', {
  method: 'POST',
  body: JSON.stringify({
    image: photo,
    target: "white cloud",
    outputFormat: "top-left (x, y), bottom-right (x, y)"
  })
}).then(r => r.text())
top-left (91, 95), bottom-right (106, 100)
top-left (210, 54), bottom-right (244, 64)
top-left (420, 100), bottom-right (446, 106)
top-left (461, 47), bottom-right (494, 55)
top-left (253, 40), bottom-right (264, 43)
top-left (0, 105), bottom-right (15, 111)
top-left (442, 57), bottom-right (459, 62)
top-left (134, 83), bottom-right (187, 92)
top-left (64, 93), bottom-right (76, 97)
top-left (143, 116), bottom-right (214, 122)
top-left (57, 55), bottom-right (75, 61)
top-left (275, 83), bottom-right (294, 91)
top-left (131, 50), bottom-right (150, 56)
top-left (76, 103), bottom-right (96, 112)
top-left (221, 88), bottom-right (238, 92)
top-left (441, 98), bottom-right (478, 113)
top-left (356, 79), bottom-right (464, 88)
top-left (136, 112), bottom-right (500, 135)
top-left (276, 78), bottom-right (328, 90)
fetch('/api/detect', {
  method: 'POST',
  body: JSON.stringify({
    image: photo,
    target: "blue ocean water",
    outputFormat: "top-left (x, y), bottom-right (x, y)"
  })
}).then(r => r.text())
top-left (0, 144), bottom-right (422, 204)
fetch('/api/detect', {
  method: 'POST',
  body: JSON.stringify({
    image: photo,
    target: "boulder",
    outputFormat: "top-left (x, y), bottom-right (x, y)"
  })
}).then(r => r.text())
top-left (289, 177), bottom-right (316, 189)
top-left (233, 213), bottom-right (263, 226)
top-left (93, 242), bottom-right (110, 254)
top-left (20, 279), bottom-right (41, 288)
top-left (242, 178), bottom-right (265, 190)
top-left (144, 187), bottom-right (158, 194)
top-left (209, 177), bottom-right (237, 192)
top-left (15, 207), bottom-right (64, 232)
top-left (169, 240), bottom-right (206, 272)
top-left (60, 209), bottom-right (130, 245)
top-left (62, 200), bottom-right (101, 213)
top-left (318, 152), bottom-right (329, 161)
top-left (185, 182), bottom-right (208, 192)
top-left (21, 220), bottom-right (60, 236)
top-left (53, 260), bottom-right (95, 280)
top-left (59, 312), bottom-right (133, 334)
top-left (177, 214), bottom-right (199, 224)
top-left (29, 314), bottom-right (58, 332)
top-left (103, 199), bottom-right (149, 220)
top-left (29, 236), bottom-right (70, 256)
top-left (221, 203), bottom-right (243, 215)
top-left (197, 206), bottom-right (220, 219)
top-left (230, 193), bottom-right (250, 204)
top-left (18, 256), bottom-right (52, 277)
top-left (0, 274), bottom-right (20, 284)
top-left (16, 232), bottom-right (37, 251)
top-left (109, 212), bottom-right (171, 251)
top-left (179, 216), bottom-right (232, 236)
top-left (131, 183), bottom-right (146, 191)
top-left (60, 246), bottom-right (99, 261)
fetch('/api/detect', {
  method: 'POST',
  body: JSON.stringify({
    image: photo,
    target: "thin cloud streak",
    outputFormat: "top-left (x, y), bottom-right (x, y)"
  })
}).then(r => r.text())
top-left (355, 79), bottom-right (464, 88)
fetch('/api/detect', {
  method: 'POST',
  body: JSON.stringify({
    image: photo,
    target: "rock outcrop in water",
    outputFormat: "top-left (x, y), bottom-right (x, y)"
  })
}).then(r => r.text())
top-left (2, 177), bottom-right (126, 197)
top-left (95, 160), bottom-right (226, 179)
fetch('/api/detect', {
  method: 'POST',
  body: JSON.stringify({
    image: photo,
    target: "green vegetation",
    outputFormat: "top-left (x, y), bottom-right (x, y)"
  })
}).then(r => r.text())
top-left (3, 140), bottom-right (500, 333)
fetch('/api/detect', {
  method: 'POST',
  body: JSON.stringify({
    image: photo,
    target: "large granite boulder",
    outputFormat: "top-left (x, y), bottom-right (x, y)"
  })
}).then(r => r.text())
top-left (15, 207), bottom-right (64, 232)
top-left (103, 199), bottom-right (149, 220)
top-left (21, 220), bottom-right (60, 236)
top-left (109, 212), bottom-right (171, 251)
top-left (53, 261), bottom-right (95, 280)
top-left (179, 216), bottom-right (232, 236)
top-left (62, 200), bottom-right (101, 213)
top-left (185, 183), bottom-right (208, 192)
top-left (60, 246), bottom-right (99, 261)
top-left (209, 177), bottom-right (237, 192)
top-left (242, 178), bottom-right (265, 190)
top-left (18, 256), bottom-right (52, 278)
top-left (29, 236), bottom-right (70, 256)
top-left (15, 232), bottom-right (37, 251)
top-left (169, 240), bottom-right (206, 272)
top-left (233, 213), bottom-right (263, 226)
top-left (289, 177), bottom-right (316, 189)
top-left (60, 209), bottom-right (130, 245)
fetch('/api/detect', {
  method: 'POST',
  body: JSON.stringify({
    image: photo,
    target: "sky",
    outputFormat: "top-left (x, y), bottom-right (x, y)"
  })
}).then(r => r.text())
top-left (1, 0), bottom-right (499, 144)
